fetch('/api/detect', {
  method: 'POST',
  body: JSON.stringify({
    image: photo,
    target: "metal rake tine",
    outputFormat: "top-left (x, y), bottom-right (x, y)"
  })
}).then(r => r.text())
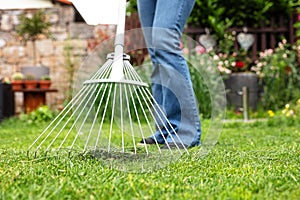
top-left (123, 62), bottom-right (166, 148)
top-left (83, 83), bottom-right (109, 152)
top-left (94, 83), bottom-right (114, 150)
top-left (124, 63), bottom-right (186, 152)
top-left (123, 62), bottom-right (166, 150)
top-left (57, 83), bottom-right (100, 153)
top-left (28, 60), bottom-right (112, 155)
top-left (123, 83), bottom-right (137, 154)
top-left (85, 60), bottom-right (114, 84)
top-left (124, 60), bottom-right (144, 82)
top-left (128, 84), bottom-right (163, 153)
top-left (135, 87), bottom-right (172, 152)
top-left (43, 84), bottom-right (97, 153)
top-left (90, 59), bottom-right (113, 79)
top-left (71, 60), bottom-right (116, 150)
top-left (142, 87), bottom-right (189, 154)
top-left (28, 85), bottom-right (90, 155)
top-left (124, 61), bottom-right (189, 154)
top-left (108, 83), bottom-right (118, 153)
top-left (77, 59), bottom-right (115, 151)
top-left (119, 84), bottom-right (125, 153)
top-left (95, 59), bottom-right (114, 79)
top-left (127, 83), bottom-right (149, 155)
top-left (68, 83), bottom-right (109, 153)
top-left (137, 87), bottom-right (176, 152)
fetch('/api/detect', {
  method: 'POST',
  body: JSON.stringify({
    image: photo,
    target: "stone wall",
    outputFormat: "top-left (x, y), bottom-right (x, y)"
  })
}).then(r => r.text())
top-left (0, 6), bottom-right (115, 113)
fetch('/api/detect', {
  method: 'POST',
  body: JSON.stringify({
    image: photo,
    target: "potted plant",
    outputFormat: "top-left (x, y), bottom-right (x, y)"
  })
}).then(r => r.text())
top-left (16, 10), bottom-right (52, 78)
top-left (16, 10), bottom-right (51, 66)
top-left (24, 74), bottom-right (38, 90)
top-left (11, 72), bottom-right (24, 90)
top-left (39, 75), bottom-right (51, 89)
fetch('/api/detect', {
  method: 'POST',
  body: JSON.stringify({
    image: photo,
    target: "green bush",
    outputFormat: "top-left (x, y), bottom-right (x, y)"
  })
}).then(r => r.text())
top-left (252, 40), bottom-right (300, 110)
top-left (19, 106), bottom-right (56, 124)
top-left (127, 0), bottom-right (298, 40)
top-left (294, 2), bottom-right (300, 45)
top-left (187, 51), bottom-right (226, 119)
top-left (185, 38), bottom-right (300, 116)
top-left (189, 64), bottom-right (212, 118)
top-left (188, 0), bottom-right (298, 38)
top-left (267, 99), bottom-right (300, 126)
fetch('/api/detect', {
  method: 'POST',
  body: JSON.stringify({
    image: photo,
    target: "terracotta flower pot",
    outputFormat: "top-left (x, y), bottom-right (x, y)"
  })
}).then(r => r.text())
top-left (11, 81), bottom-right (23, 90)
top-left (39, 80), bottom-right (51, 89)
top-left (24, 80), bottom-right (38, 90)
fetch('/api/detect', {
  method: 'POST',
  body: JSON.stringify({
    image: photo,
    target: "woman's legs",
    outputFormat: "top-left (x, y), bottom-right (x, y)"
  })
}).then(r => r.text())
top-left (137, 0), bottom-right (201, 146)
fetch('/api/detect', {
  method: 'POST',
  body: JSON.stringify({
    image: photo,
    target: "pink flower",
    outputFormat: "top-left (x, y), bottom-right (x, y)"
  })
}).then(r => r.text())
top-left (282, 39), bottom-right (287, 44)
top-left (182, 47), bottom-right (189, 55)
top-left (179, 42), bottom-right (184, 49)
top-left (213, 55), bottom-right (219, 60)
top-left (195, 45), bottom-right (205, 54)
top-left (259, 52), bottom-right (265, 57)
top-left (267, 49), bottom-right (273, 55)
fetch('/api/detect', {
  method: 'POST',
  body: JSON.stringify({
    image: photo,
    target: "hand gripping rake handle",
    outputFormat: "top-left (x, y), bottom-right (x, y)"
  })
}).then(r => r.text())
top-left (109, 0), bottom-right (127, 81)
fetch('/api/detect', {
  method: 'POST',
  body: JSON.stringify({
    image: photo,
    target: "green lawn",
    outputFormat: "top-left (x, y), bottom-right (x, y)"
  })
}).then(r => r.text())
top-left (0, 117), bottom-right (299, 199)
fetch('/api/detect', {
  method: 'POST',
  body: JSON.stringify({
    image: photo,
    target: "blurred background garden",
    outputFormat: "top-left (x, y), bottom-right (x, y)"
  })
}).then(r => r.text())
top-left (0, 0), bottom-right (299, 122)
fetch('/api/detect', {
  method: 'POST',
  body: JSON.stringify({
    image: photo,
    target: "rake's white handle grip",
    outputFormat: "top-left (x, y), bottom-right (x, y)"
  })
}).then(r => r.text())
top-left (110, 0), bottom-right (127, 81)
top-left (115, 0), bottom-right (126, 47)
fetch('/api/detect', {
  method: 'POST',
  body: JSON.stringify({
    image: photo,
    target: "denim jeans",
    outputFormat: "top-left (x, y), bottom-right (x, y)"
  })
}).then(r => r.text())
top-left (137, 0), bottom-right (201, 146)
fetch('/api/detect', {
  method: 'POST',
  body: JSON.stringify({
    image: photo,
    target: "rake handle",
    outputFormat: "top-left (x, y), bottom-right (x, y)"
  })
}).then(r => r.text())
top-left (110, 0), bottom-right (127, 81)
top-left (114, 0), bottom-right (126, 56)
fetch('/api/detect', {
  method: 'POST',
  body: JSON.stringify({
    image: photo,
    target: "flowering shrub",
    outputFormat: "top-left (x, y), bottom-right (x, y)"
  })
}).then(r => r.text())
top-left (188, 31), bottom-right (254, 75)
top-left (252, 39), bottom-right (300, 110)
top-left (208, 50), bottom-right (253, 74)
top-left (252, 39), bottom-right (298, 77)
top-left (189, 48), bottom-right (253, 75)
top-left (185, 35), bottom-right (300, 115)
top-left (267, 99), bottom-right (300, 126)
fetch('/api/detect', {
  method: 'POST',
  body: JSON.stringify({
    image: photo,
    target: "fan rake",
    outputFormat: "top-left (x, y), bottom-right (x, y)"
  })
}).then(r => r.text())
top-left (27, 0), bottom-right (189, 172)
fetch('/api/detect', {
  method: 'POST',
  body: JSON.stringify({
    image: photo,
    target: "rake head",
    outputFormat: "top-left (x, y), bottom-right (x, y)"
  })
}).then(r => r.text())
top-left (27, 53), bottom-right (189, 172)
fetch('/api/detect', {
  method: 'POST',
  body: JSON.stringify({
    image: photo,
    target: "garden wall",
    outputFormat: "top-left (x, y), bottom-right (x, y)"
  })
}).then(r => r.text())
top-left (0, 6), bottom-right (115, 114)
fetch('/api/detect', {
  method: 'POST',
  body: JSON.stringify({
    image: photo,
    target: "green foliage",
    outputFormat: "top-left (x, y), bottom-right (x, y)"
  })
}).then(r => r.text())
top-left (189, 0), bottom-right (234, 39)
top-left (185, 36), bottom-right (300, 114)
top-left (11, 72), bottom-right (24, 80)
top-left (188, 0), bottom-right (298, 38)
top-left (225, 106), bottom-right (269, 120)
top-left (294, 2), bottom-right (300, 45)
top-left (126, 0), bottom-right (138, 15)
top-left (63, 38), bottom-right (77, 102)
top-left (16, 10), bottom-right (51, 42)
top-left (19, 106), bottom-right (56, 124)
top-left (187, 52), bottom-right (226, 119)
top-left (16, 10), bottom-right (52, 65)
top-left (40, 75), bottom-right (51, 80)
top-left (189, 61), bottom-right (212, 118)
top-left (252, 40), bottom-right (300, 110)
top-left (24, 74), bottom-right (36, 80)
top-left (266, 99), bottom-right (300, 126)
top-left (126, 0), bottom-right (298, 42)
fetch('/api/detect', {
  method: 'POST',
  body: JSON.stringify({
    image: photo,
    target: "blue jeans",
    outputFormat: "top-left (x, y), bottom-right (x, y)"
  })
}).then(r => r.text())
top-left (137, 0), bottom-right (201, 146)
